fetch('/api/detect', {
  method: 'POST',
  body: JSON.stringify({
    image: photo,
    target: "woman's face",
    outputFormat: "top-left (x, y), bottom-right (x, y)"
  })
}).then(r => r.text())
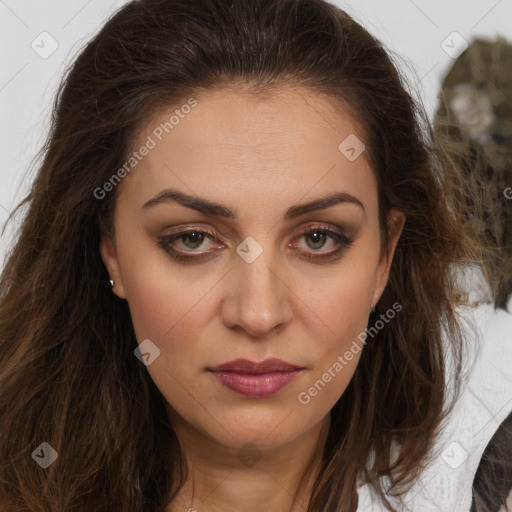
top-left (100, 86), bottom-right (404, 452)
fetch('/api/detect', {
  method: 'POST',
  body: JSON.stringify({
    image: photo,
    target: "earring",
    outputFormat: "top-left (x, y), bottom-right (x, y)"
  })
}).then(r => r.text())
top-left (109, 279), bottom-right (115, 289)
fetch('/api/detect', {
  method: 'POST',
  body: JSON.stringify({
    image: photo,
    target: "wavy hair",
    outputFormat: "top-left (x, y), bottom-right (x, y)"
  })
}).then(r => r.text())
top-left (0, 0), bottom-right (500, 510)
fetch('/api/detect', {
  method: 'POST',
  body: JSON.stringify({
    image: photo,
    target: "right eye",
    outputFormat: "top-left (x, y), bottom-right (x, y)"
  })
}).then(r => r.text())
top-left (157, 227), bottom-right (224, 261)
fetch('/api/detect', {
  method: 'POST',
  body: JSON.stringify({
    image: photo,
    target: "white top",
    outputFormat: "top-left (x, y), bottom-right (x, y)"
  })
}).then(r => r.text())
top-left (356, 303), bottom-right (512, 512)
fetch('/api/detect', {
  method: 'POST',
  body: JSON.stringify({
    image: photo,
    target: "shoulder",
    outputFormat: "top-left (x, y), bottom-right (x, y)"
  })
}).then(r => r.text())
top-left (357, 303), bottom-right (512, 512)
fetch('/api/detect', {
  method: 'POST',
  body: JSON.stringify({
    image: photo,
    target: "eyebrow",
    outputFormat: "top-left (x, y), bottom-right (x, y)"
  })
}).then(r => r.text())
top-left (142, 188), bottom-right (365, 219)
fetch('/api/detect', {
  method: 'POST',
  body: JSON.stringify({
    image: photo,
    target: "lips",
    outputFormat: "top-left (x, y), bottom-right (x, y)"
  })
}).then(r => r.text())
top-left (208, 358), bottom-right (303, 374)
top-left (208, 358), bottom-right (304, 397)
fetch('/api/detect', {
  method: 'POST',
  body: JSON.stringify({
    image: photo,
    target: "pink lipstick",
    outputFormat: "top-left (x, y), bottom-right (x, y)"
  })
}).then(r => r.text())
top-left (208, 358), bottom-right (304, 398)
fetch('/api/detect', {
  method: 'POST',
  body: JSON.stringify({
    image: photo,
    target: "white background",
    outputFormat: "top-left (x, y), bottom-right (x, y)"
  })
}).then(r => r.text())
top-left (1, 0), bottom-right (512, 267)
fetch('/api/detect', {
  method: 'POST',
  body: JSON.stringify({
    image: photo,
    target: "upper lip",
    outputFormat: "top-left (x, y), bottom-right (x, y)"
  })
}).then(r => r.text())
top-left (208, 358), bottom-right (303, 374)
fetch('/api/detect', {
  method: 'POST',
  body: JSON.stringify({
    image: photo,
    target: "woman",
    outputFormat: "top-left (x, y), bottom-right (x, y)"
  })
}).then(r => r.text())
top-left (0, 0), bottom-right (509, 511)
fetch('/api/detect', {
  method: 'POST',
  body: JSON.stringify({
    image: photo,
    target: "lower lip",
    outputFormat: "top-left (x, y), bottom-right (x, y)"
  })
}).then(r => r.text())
top-left (209, 370), bottom-right (302, 397)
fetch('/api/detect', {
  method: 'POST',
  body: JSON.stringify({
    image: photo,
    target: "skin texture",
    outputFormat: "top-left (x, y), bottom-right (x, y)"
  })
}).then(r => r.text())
top-left (100, 86), bottom-right (405, 512)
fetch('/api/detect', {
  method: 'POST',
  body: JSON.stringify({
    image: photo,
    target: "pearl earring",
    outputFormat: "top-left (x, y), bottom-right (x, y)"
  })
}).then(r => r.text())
top-left (109, 279), bottom-right (115, 289)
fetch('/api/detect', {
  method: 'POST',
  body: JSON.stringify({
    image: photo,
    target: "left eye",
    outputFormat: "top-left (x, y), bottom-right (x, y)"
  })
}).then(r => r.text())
top-left (297, 228), bottom-right (338, 250)
top-left (290, 226), bottom-right (353, 258)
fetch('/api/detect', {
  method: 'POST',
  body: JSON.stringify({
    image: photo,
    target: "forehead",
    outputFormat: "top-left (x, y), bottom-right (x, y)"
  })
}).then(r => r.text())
top-left (118, 86), bottom-right (376, 216)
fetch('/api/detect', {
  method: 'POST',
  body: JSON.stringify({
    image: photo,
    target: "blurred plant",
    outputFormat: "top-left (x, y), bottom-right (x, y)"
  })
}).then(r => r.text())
top-left (435, 37), bottom-right (512, 309)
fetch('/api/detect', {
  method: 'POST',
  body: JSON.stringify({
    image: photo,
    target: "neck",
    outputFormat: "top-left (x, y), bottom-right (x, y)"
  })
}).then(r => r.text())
top-left (166, 412), bottom-right (331, 512)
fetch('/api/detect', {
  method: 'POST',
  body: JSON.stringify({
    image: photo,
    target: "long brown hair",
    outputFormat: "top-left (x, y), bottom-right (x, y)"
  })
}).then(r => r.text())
top-left (0, 0), bottom-right (500, 510)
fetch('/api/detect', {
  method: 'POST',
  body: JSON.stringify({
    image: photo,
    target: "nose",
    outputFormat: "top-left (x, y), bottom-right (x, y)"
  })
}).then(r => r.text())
top-left (220, 249), bottom-right (294, 338)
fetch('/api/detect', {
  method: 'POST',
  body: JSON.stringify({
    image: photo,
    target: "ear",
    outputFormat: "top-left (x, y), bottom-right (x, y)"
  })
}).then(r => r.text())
top-left (99, 235), bottom-right (127, 299)
top-left (371, 208), bottom-right (405, 307)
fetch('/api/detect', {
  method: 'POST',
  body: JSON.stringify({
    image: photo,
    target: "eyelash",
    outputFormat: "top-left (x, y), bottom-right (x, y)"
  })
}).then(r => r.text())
top-left (157, 224), bottom-right (354, 263)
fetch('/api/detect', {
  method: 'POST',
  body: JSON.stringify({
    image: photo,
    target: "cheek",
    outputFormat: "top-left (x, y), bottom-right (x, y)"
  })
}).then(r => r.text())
top-left (123, 264), bottom-right (219, 356)
top-left (299, 242), bottom-right (380, 399)
top-left (116, 224), bottom-right (219, 344)
top-left (313, 245), bottom-right (379, 337)
top-left (123, 268), bottom-right (218, 412)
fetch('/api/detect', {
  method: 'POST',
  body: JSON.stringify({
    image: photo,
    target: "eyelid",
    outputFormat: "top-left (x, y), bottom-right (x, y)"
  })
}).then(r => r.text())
top-left (294, 222), bottom-right (345, 238)
top-left (164, 225), bottom-right (217, 238)
top-left (161, 222), bottom-right (348, 239)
